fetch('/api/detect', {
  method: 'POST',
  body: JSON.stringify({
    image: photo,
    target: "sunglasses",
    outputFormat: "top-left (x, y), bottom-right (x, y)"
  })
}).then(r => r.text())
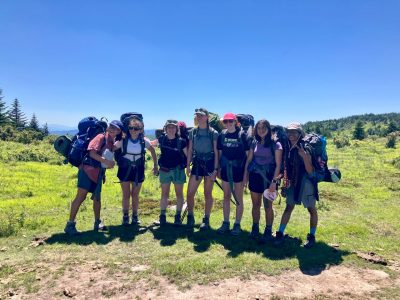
top-left (128, 126), bottom-right (143, 131)
top-left (223, 120), bottom-right (235, 124)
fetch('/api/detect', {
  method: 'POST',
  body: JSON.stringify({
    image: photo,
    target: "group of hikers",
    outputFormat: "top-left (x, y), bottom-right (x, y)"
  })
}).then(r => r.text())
top-left (63, 108), bottom-right (322, 248)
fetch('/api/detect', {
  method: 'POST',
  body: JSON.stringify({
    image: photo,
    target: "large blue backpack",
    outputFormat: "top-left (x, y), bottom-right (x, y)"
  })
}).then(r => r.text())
top-left (67, 117), bottom-right (108, 167)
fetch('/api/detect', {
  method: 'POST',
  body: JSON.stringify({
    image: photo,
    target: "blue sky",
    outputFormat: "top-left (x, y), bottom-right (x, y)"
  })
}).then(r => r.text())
top-left (1, 0), bottom-right (399, 129)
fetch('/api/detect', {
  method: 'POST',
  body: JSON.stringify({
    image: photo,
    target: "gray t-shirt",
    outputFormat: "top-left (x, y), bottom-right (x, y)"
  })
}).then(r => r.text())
top-left (189, 127), bottom-right (218, 156)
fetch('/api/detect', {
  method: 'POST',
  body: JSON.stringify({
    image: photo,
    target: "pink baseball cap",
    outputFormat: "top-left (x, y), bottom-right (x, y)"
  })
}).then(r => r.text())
top-left (222, 112), bottom-right (236, 121)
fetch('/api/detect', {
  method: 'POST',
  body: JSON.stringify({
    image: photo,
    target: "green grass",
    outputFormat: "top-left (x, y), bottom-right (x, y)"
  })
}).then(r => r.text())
top-left (0, 138), bottom-right (399, 297)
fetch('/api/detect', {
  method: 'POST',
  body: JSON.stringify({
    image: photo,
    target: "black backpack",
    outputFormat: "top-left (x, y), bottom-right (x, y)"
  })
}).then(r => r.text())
top-left (236, 114), bottom-right (255, 131)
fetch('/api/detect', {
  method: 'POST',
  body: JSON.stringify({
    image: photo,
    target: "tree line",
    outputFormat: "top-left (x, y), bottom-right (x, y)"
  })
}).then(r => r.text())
top-left (0, 89), bottom-right (49, 143)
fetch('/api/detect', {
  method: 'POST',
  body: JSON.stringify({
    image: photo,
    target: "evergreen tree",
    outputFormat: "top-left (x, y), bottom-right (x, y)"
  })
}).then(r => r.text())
top-left (0, 89), bottom-right (9, 126)
top-left (353, 121), bottom-right (366, 140)
top-left (386, 120), bottom-right (398, 135)
top-left (8, 98), bottom-right (27, 128)
top-left (42, 122), bottom-right (49, 136)
top-left (29, 113), bottom-right (40, 131)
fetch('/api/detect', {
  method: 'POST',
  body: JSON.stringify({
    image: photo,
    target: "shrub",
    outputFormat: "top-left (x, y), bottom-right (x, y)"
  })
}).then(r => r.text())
top-left (333, 135), bottom-right (350, 148)
top-left (386, 134), bottom-right (396, 149)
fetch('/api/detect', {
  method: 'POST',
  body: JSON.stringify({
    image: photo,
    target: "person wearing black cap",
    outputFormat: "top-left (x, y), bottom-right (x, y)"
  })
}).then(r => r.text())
top-left (274, 122), bottom-right (318, 248)
top-left (186, 108), bottom-right (219, 229)
top-left (64, 120), bottom-right (122, 236)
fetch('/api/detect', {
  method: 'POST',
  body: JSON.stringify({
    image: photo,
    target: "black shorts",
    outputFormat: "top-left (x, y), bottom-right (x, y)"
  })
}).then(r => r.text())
top-left (77, 168), bottom-right (99, 194)
top-left (220, 165), bottom-right (245, 183)
top-left (191, 159), bottom-right (215, 177)
top-left (248, 170), bottom-right (274, 194)
top-left (117, 164), bottom-right (145, 183)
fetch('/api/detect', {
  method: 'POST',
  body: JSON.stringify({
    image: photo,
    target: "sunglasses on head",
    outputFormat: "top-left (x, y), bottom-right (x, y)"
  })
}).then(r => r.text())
top-left (223, 119), bottom-right (235, 124)
top-left (129, 126), bottom-right (142, 131)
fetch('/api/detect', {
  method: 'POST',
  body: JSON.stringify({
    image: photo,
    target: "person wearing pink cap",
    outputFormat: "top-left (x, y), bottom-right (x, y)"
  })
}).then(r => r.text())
top-left (216, 112), bottom-right (250, 235)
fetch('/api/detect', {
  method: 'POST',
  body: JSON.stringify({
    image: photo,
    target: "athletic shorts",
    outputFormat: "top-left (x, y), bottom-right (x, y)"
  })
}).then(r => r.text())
top-left (220, 165), bottom-right (245, 183)
top-left (286, 176), bottom-right (316, 208)
top-left (117, 164), bottom-right (145, 183)
top-left (248, 169), bottom-right (274, 194)
top-left (77, 168), bottom-right (100, 195)
top-left (191, 159), bottom-right (215, 177)
top-left (159, 167), bottom-right (186, 184)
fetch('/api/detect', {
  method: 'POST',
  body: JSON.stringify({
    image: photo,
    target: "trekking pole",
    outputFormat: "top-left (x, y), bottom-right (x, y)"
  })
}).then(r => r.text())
top-left (213, 179), bottom-right (239, 206)
top-left (180, 201), bottom-right (188, 223)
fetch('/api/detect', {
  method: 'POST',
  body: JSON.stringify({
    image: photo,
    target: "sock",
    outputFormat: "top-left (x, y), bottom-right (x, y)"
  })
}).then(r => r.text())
top-left (310, 227), bottom-right (317, 236)
top-left (278, 224), bottom-right (287, 234)
top-left (252, 223), bottom-right (259, 228)
top-left (265, 225), bottom-right (273, 235)
top-left (176, 210), bottom-right (181, 216)
top-left (160, 210), bottom-right (166, 215)
top-left (204, 214), bottom-right (210, 219)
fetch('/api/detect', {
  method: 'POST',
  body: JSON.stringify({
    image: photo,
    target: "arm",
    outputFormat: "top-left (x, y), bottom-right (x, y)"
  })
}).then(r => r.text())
top-left (269, 148), bottom-right (283, 191)
top-left (297, 144), bottom-right (314, 174)
top-left (243, 148), bottom-right (253, 186)
top-left (89, 150), bottom-right (115, 169)
top-left (148, 145), bottom-right (159, 175)
top-left (211, 139), bottom-right (219, 180)
top-left (186, 139), bottom-right (193, 177)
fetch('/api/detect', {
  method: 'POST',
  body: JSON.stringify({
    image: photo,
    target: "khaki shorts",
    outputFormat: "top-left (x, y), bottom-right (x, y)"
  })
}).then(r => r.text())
top-left (159, 167), bottom-right (186, 185)
top-left (286, 176), bottom-right (316, 208)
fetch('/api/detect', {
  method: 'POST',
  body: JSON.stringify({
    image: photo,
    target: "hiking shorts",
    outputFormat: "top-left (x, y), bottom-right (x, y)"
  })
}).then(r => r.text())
top-left (248, 170), bottom-right (274, 194)
top-left (220, 165), bottom-right (245, 183)
top-left (117, 164), bottom-right (145, 183)
top-left (285, 177), bottom-right (316, 208)
top-left (77, 168), bottom-right (100, 195)
top-left (191, 159), bottom-right (215, 177)
top-left (159, 167), bottom-right (186, 185)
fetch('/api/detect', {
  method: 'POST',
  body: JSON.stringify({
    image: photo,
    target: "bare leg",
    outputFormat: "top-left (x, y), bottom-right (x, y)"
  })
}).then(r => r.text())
top-left (186, 175), bottom-right (202, 214)
top-left (160, 183), bottom-right (171, 211)
top-left (174, 183), bottom-right (184, 212)
top-left (203, 176), bottom-right (215, 216)
top-left (69, 188), bottom-right (89, 221)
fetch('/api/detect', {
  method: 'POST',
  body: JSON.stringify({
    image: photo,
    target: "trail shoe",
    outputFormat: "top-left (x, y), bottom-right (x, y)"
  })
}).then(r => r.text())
top-left (122, 215), bottom-right (130, 227)
top-left (249, 224), bottom-right (260, 239)
top-left (259, 228), bottom-right (273, 244)
top-left (131, 215), bottom-right (140, 225)
top-left (304, 233), bottom-right (316, 248)
top-left (64, 221), bottom-right (81, 236)
top-left (186, 215), bottom-right (195, 227)
top-left (173, 214), bottom-right (182, 226)
top-left (94, 219), bottom-right (107, 231)
top-left (274, 231), bottom-right (285, 246)
top-left (217, 221), bottom-right (230, 234)
top-left (159, 214), bottom-right (167, 226)
top-left (230, 223), bottom-right (242, 236)
top-left (199, 217), bottom-right (210, 231)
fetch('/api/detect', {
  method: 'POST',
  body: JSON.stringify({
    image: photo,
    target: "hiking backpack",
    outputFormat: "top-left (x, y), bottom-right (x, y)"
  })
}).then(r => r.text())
top-left (302, 133), bottom-right (341, 183)
top-left (120, 112), bottom-right (143, 132)
top-left (54, 116), bottom-right (108, 167)
top-left (208, 111), bottom-right (224, 133)
top-left (236, 114), bottom-right (255, 132)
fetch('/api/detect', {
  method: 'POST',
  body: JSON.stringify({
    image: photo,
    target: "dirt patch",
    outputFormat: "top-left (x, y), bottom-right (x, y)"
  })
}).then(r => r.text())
top-left (7, 263), bottom-right (396, 300)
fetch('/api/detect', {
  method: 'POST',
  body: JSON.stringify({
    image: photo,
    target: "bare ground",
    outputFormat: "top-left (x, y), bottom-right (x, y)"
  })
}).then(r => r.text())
top-left (3, 262), bottom-right (399, 300)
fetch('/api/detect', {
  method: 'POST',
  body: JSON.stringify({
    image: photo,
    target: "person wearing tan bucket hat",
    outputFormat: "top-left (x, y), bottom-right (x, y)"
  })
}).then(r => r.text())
top-left (274, 122), bottom-right (319, 248)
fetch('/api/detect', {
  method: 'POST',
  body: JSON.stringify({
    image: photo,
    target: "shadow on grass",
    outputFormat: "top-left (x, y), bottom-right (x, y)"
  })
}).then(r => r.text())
top-left (150, 225), bottom-right (351, 275)
top-left (46, 224), bottom-right (155, 246)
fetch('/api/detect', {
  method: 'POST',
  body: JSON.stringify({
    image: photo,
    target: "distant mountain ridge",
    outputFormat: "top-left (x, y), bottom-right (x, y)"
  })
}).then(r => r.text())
top-left (50, 128), bottom-right (156, 137)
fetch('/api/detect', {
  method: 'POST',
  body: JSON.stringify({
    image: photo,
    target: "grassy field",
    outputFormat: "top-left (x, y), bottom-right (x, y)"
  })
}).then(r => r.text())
top-left (0, 138), bottom-right (399, 298)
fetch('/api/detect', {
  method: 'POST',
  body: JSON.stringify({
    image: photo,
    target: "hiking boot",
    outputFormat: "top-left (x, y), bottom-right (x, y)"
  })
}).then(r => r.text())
top-left (259, 228), bottom-right (273, 244)
top-left (64, 221), bottom-right (81, 236)
top-left (122, 215), bottom-right (130, 227)
top-left (304, 233), bottom-right (316, 249)
top-left (173, 214), bottom-right (182, 226)
top-left (217, 221), bottom-right (230, 234)
top-left (159, 214), bottom-right (167, 226)
top-left (199, 217), bottom-right (210, 231)
top-left (230, 223), bottom-right (242, 236)
top-left (186, 215), bottom-right (195, 227)
top-left (248, 224), bottom-right (260, 239)
top-left (131, 215), bottom-right (140, 225)
top-left (274, 231), bottom-right (285, 246)
top-left (94, 219), bottom-right (107, 231)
